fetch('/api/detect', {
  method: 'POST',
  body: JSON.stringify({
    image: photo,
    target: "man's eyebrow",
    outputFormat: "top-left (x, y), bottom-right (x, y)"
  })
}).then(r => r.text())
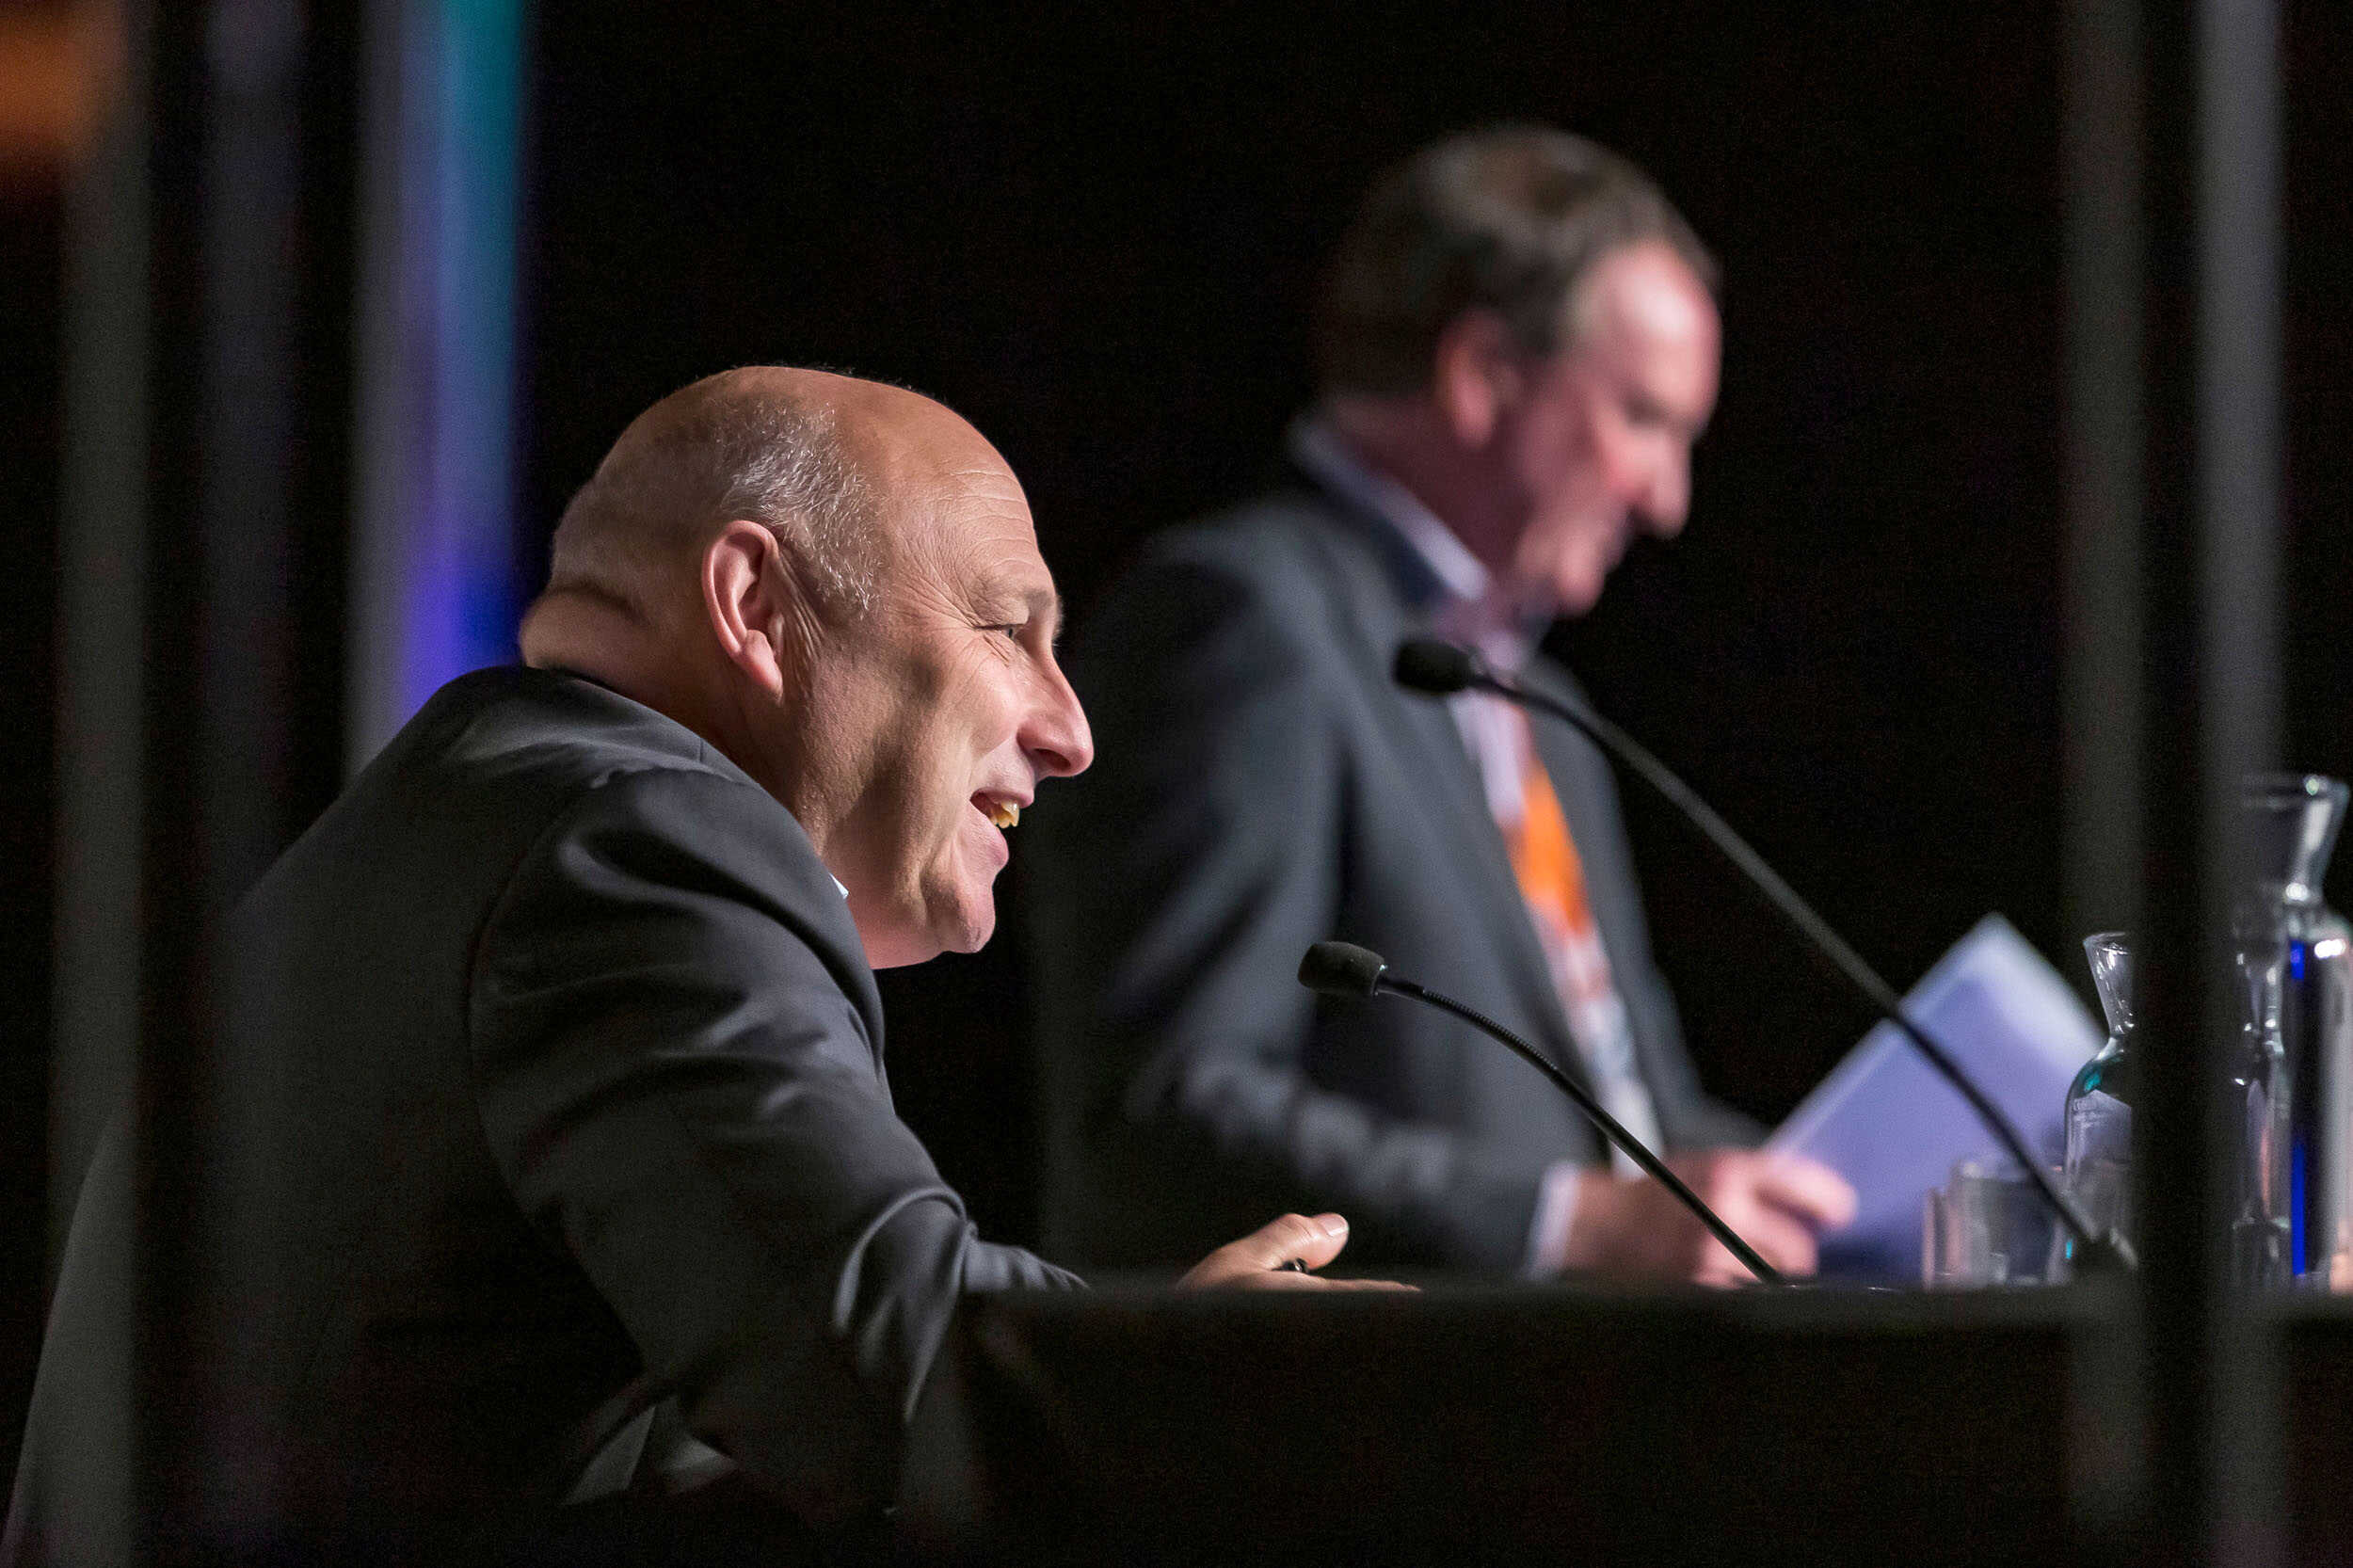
top-left (999, 577), bottom-right (1057, 616)
top-left (1024, 584), bottom-right (1067, 647)
top-left (981, 580), bottom-right (1061, 629)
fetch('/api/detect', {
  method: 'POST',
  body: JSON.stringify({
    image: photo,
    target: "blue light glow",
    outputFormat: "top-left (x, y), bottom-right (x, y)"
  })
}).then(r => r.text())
top-left (350, 0), bottom-right (526, 768)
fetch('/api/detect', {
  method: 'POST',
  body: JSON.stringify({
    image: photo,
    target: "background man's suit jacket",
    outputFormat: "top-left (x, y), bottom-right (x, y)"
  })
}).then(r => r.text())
top-left (1028, 479), bottom-right (1757, 1274)
top-left (7, 668), bottom-right (1077, 1563)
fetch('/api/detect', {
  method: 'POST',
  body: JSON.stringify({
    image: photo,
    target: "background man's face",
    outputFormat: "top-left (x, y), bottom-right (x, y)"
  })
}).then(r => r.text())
top-left (809, 455), bottom-right (1093, 968)
top-left (1494, 240), bottom-right (1721, 615)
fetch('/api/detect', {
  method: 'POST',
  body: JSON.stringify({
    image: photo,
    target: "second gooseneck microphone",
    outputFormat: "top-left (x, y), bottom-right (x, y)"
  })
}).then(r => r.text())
top-left (1299, 940), bottom-right (1785, 1287)
top-left (1392, 636), bottom-right (2135, 1275)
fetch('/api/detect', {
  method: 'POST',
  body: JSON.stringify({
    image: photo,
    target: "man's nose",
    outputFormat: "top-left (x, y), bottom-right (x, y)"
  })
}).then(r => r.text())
top-left (1635, 455), bottom-right (1692, 538)
top-left (1024, 664), bottom-right (1095, 778)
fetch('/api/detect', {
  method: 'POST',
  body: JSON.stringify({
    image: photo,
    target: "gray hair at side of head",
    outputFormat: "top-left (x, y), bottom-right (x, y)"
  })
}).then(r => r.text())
top-left (544, 374), bottom-right (880, 624)
top-left (1313, 123), bottom-right (1720, 398)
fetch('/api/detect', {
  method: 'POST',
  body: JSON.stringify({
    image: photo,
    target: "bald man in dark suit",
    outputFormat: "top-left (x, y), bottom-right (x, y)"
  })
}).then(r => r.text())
top-left (8, 370), bottom-right (1385, 1567)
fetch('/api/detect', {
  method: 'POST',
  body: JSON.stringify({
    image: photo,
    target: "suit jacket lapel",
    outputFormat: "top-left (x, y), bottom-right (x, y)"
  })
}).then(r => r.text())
top-left (1286, 489), bottom-right (1593, 1092)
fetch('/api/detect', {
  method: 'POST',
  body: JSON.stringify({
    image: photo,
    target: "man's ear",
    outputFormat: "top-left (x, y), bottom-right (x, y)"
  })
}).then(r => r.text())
top-left (701, 520), bottom-right (806, 700)
top-left (1430, 310), bottom-right (1524, 448)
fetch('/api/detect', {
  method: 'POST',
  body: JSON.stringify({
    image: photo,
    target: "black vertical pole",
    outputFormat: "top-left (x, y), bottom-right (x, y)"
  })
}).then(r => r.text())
top-left (2063, 0), bottom-right (2148, 952)
top-left (2191, 0), bottom-right (2285, 1550)
top-left (177, 0), bottom-right (316, 1540)
top-left (2135, 1), bottom-right (2285, 1566)
top-left (39, 0), bottom-right (154, 1558)
top-left (16, 0), bottom-right (355, 1550)
top-left (120, 0), bottom-right (327, 1554)
top-left (133, 0), bottom-right (215, 1552)
top-left (2061, 3), bottom-right (2149, 1544)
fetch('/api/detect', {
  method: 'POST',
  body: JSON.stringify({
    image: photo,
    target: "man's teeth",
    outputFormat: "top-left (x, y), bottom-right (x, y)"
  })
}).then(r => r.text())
top-left (987, 801), bottom-right (1019, 829)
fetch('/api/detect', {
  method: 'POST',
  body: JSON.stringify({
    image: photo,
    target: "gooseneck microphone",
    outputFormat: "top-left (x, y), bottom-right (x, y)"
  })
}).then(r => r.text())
top-left (1299, 940), bottom-right (1785, 1287)
top-left (1392, 637), bottom-right (2136, 1275)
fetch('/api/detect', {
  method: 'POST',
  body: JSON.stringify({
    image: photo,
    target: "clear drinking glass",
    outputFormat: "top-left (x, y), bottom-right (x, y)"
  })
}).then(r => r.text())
top-left (1923, 1160), bottom-right (2059, 1288)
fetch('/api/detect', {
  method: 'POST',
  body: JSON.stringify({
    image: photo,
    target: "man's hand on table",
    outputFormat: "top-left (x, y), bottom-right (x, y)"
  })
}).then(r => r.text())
top-left (1177, 1212), bottom-right (1417, 1291)
top-left (1561, 1150), bottom-right (1856, 1287)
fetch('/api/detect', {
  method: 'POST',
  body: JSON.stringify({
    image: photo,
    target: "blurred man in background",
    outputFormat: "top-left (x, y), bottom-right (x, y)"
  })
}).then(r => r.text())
top-left (1029, 125), bottom-right (1852, 1282)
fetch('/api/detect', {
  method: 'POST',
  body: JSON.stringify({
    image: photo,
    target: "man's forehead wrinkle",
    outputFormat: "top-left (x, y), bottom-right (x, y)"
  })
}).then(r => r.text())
top-left (852, 415), bottom-right (1018, 517)
top-left (940, 515), bottom-right (1052, 602)
top-left (872, 488), bottom-right (1041, 622)
top-left (943, 456), bottom-right (1023, 491)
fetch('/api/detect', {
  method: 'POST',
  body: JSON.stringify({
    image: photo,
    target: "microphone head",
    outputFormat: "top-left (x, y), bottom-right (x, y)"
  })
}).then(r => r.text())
top-left (1393, 639), bottom-right (1479, 696)
top-left (1299, 941), bottom-right (1388, 998)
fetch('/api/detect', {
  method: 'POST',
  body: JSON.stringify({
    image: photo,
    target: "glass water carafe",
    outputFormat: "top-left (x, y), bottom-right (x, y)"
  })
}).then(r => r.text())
top-left (2240, 774), bottom-right (2353, 1287)
top-left (2063, 923), bottom-right (2300, 1287)
top-left (2063, 933), bottom-right (2137, 1266)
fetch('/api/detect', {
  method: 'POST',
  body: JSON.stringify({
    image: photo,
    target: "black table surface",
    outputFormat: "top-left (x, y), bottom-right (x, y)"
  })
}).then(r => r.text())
top-left (899, 1278), bottom-right (2353, 1568)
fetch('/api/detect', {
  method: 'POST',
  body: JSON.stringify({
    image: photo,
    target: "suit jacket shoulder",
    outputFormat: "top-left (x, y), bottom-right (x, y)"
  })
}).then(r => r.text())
top-left (1091, 486), bottom-right (1417, 662)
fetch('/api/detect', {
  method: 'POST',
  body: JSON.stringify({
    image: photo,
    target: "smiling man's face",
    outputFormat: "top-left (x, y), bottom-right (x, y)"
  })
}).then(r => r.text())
top-left (797, 423), bottom-right (1094, 968)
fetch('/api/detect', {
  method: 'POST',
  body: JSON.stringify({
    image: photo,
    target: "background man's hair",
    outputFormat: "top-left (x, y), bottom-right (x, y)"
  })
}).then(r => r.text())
top-left (1313, 123), bottom-right (1719, 398)
top-left (544, 369), bottom-right (879, 620)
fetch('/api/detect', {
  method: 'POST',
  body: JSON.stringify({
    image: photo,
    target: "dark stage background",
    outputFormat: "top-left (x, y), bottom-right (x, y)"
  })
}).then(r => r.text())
top-left (519, 0), bottom-right (2351, 1244)
top-left (2, 0), bottom-right (2350, 1481)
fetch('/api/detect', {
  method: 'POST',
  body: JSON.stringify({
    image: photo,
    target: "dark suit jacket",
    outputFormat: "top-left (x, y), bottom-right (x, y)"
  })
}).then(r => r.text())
top-left (7, 667), bottom-right (1077, 1563)
top-left (1027, 479), bottom-right (1755, 1274)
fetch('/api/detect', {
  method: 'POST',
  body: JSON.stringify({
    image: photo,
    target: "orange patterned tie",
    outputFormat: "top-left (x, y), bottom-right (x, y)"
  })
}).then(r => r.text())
top-left (1498, 708), bottom-right (1612, 1012)
top-left (1493, 703), bottom-right (1660, 1165)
